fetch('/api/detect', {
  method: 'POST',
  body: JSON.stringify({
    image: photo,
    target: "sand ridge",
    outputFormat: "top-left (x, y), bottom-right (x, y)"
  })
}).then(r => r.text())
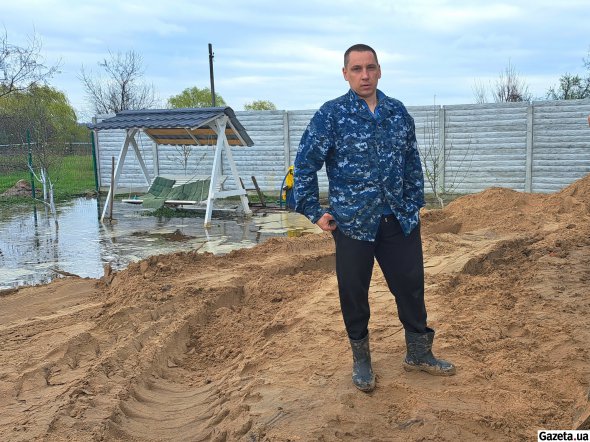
top-left (1, 174), bottom-right (589, 441)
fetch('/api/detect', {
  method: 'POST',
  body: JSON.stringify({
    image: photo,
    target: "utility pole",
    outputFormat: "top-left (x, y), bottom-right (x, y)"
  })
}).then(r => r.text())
top-left (208, 43), bottom-right (216, 107)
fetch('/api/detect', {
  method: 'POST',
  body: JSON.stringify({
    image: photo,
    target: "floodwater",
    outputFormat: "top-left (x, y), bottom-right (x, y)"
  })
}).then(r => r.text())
top-left (0, 198), bottom-right (321, 290)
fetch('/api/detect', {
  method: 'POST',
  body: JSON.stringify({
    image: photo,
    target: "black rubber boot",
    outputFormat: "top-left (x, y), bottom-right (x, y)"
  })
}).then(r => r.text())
top-left (349, 334), bottom-right (376, 392)
top-left (403, 328), bottom-right (456, 376)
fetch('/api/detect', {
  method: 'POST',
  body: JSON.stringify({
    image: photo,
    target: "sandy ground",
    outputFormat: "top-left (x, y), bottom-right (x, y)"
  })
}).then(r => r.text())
top-left (1, 174), bottom-right (590, 441)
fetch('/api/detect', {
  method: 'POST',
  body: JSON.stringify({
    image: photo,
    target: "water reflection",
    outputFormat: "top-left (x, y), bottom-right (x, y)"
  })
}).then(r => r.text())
top-left (0, 198), bottom-right (321, 289)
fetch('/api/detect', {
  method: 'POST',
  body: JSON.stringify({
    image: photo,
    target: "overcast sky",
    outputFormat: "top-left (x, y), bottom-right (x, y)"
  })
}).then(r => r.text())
top-left (2, 0), bottom-right (589, 120)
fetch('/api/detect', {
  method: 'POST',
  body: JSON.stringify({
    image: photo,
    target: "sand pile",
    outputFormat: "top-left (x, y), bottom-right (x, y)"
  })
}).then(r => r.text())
top-left (1, 174), bottom-right (589, 441)
top-left (1, 179), bottom-right (32, 197)
top-left (423, 173), bottom-right (590, 235)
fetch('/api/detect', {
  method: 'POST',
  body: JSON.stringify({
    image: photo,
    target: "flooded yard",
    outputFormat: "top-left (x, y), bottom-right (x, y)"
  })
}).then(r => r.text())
top-left (0, 198), bottom-right (320, 289)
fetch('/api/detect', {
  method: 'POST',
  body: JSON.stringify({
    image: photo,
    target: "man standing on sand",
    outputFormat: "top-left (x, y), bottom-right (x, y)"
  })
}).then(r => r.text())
top-left (294, 44), bottom-right (456, 392)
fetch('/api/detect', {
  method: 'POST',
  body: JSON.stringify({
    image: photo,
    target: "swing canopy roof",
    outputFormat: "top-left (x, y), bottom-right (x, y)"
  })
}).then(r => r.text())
top-left (91, 107), bottom-right (253, 147)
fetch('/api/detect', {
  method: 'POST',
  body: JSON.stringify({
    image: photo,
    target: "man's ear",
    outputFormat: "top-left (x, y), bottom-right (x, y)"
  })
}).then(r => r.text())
top-left (342, 67), bottom-right (348, 81)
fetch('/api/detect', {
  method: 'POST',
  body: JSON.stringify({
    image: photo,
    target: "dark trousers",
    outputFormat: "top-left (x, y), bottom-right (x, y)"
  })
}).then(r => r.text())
top-left (332, 215), bottom-right (428, 340)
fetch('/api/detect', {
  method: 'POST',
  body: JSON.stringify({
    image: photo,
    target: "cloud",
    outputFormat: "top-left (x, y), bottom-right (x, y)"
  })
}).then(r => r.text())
top-left (415, 3), bottom-right (522, 32)
top-left (2, 0), bottom-right (589, 116)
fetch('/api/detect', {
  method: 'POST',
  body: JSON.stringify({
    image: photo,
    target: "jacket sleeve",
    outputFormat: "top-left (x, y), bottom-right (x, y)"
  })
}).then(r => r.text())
top-left (403, 115), bottom-right (426, 209)
top-left (294, 108), bottom-right (333, 224)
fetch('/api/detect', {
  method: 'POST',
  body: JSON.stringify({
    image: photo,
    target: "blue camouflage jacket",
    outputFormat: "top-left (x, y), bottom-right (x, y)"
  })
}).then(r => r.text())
top-left (294, 89), bottom-right (425, 241)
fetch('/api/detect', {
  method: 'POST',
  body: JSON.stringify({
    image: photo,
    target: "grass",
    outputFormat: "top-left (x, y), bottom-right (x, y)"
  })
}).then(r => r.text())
top-left (52, 155), bottom-right (96, 199)
top-left (0, 154), bottom-right (96, 205)
top-left (0, 171), bottom-right (29, 193)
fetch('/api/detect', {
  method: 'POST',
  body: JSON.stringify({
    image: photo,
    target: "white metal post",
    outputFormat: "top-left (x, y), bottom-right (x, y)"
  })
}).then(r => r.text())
top-left (101, 129), bottom-right (137, 221)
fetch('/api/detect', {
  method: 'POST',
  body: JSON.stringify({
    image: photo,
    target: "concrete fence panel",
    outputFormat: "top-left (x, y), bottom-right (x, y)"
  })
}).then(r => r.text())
top-left (95, 99), bottom-right (590, 196)
top-left (531, 99), bottom-right (590, 192)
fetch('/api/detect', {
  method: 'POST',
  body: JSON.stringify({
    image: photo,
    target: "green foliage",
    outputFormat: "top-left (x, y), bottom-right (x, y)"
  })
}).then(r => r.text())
top-left (0, 85), bottom-right (91, 200)
top-left (0, 85), bottom-right (87, 145)
top-left (244, 100), bottom-right (277, 111)
top-left (167, 87), bottom-right (226, 108)
top-left (0, 84), bottom-right (93, 209)
top-left (546, 74), bottom-right (590, 100)
top-left (546, 50), bottom-right (590, 100)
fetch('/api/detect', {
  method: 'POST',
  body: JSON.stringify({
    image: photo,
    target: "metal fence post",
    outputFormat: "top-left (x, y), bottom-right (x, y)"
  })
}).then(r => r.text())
top-left (27, 128), bottom-right (36, 200)
top-left (90, 130), bottom-right (100, 193)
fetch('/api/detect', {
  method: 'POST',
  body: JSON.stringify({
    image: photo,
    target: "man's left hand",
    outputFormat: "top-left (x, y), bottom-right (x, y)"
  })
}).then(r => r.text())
top-left (316, 213), bottom-right (337, 231)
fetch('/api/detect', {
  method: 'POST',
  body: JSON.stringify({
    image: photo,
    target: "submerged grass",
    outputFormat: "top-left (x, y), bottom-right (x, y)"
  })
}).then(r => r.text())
top-left (147, 206), bottom-right (200, 218)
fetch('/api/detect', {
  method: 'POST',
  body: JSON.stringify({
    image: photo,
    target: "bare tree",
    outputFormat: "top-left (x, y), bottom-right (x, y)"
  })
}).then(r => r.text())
top-left (80, 50), bottom-right (158, 114)
top-left (493, 60), bottom-right (532, 102)
top-left (167, 147), bottom-right (209, 176)
top-left (473, 60), bottom-right (532, 103)
top-left (419, 99), bottom-right (473, 208)
top-left (0, 29), bottom-right (59, 99)
top-left (472, 80), bottom-right (489, 104)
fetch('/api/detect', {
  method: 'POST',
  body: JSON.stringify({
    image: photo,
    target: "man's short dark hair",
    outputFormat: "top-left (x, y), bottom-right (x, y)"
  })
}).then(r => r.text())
top-left (344, 44), bottom-right (379, 67)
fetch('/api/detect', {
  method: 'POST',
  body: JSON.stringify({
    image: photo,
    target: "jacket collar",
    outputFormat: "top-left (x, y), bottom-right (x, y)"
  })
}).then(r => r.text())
top-left (346, 89), bottom-right (392, 120)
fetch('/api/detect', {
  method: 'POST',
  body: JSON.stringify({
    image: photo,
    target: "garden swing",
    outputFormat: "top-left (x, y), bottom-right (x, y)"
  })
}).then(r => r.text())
top-left (91, 107), bottom-right (254, 226)
top-left (121, 133), bottom-right (216, 210)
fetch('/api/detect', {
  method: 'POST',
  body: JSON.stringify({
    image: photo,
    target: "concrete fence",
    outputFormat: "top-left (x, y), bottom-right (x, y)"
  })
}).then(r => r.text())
top-left (95, 98), bottom-right (590, 196)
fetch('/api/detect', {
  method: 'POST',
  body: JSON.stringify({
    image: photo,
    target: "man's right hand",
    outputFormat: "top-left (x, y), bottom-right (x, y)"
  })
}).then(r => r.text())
top-left (316, 213), bottom-right (337, 231)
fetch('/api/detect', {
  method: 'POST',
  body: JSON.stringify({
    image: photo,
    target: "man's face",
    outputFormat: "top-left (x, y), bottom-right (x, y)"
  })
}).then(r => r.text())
top-left (342, 50), bottom-right (381, 100)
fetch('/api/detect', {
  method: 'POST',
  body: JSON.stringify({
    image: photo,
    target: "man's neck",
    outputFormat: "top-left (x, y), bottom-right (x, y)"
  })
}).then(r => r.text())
top-left (350, 89), bottom-right (382, 114)
top-left (362, 95), bottom-right (378, 113)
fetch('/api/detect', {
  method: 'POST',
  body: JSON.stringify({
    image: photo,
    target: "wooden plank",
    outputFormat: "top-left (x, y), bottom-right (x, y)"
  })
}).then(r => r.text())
top-left (152, 138), bottom-right (243, 146)
top-left (150, 133), bottom-right (241, 141)
top-left (152, 138), bottom-right (201, 145)
top-left (251, 175), bottom-right (266, 207)
top-left (145, 128), bottom-right (189, 135)
top-left (146, 128), bottom-right (235, 136)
